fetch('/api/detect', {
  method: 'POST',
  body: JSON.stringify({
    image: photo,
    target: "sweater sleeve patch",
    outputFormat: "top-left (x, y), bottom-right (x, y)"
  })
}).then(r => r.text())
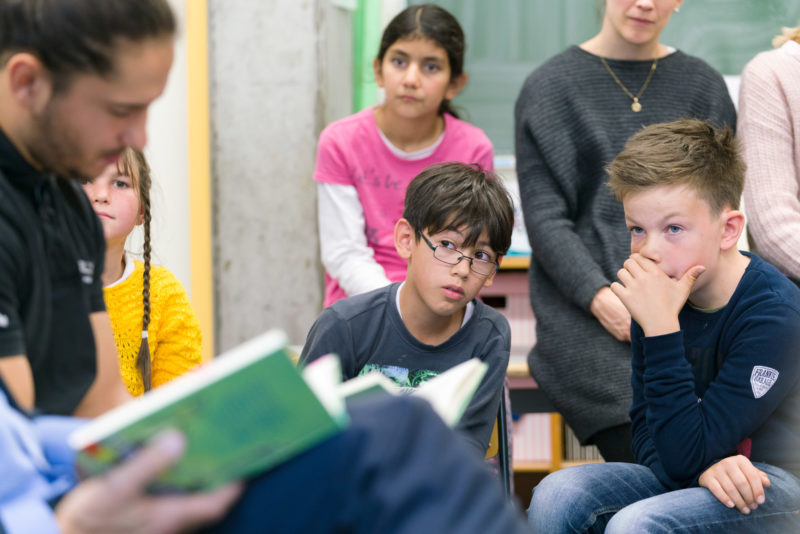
top-left (750, 366), bottom-right (779, 399)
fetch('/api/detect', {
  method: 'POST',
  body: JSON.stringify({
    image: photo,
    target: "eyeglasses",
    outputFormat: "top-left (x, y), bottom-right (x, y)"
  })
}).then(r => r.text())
top-left (418, 232), bottom-right (498, 276)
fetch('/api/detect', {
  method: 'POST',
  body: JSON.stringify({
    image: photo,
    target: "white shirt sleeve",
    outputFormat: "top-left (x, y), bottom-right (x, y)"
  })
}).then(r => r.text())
top-left (317, 182), bottom-right (392, 296)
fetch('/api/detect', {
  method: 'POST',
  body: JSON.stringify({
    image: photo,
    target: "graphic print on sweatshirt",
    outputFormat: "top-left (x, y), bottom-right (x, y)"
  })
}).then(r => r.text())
top-left (358, 363), bottom-right (440, 394)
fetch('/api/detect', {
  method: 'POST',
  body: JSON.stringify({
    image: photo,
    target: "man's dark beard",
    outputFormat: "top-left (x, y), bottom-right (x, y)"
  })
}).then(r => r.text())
top-left (29, 100), bottom-right (89, 181)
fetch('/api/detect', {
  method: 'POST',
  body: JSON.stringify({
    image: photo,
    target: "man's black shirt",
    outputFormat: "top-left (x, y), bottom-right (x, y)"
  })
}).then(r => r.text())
top-left (0, 128), bottom-right (105, 415)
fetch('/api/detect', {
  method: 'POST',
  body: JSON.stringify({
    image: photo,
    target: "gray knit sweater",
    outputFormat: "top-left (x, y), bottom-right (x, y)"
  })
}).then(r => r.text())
top-left (514, 45), bottom-right (736, 443)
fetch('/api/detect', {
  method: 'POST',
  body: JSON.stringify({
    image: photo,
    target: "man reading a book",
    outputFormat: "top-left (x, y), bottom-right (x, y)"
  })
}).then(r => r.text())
top-left (0, 1), bottom-right (529, 533)
top-left (300, 162), bottom-right (515, 457)
top-left (0, 0), bottom-right (164, 418)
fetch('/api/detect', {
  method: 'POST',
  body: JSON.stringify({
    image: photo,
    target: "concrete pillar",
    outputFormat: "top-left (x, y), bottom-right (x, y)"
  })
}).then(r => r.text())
top-left (208, 0), bottom-right (326, 350)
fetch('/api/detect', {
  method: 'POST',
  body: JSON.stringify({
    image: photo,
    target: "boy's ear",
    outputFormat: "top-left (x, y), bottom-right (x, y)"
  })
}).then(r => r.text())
top-left (394, 218), bottom-right (414, 259)
top-left (373, 57), bottom-right (384, 88)
top-left (481, 271), bottom-right (496, 289)
top-left (445, 72), bottom-right (467, 101)
top-left (5, 53), bottom-right (52, 111)
top-left (480, 255), bottom-right (502, 289)
top-left (719, 209), bottom-right (745, 251)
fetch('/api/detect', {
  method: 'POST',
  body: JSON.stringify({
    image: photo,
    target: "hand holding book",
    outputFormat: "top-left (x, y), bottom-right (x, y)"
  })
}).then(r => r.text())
top-left (69, 330), bottom-right (487, 492)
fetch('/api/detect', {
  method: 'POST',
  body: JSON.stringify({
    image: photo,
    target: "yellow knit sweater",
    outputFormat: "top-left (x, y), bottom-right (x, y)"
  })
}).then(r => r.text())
top-left (104, 260), bottom-right (203, 396)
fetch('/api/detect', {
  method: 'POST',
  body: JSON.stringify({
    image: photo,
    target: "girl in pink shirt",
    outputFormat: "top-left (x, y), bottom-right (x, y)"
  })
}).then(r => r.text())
top-left (314, 4), bottom-right (494, 307)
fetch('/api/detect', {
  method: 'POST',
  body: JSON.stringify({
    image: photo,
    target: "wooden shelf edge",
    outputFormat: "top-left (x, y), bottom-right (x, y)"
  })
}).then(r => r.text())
top-left (513, 458), bottom-right (605, 474)
top-left (499, 255), bottom-right (531, 270)
top-left (512, 461), bottom-right (553, 472)
top-left (559, 459), bottom-right (605, 469)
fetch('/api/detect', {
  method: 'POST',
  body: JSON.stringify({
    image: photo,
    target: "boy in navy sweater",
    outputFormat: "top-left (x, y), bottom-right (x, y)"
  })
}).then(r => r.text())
top-left (301, 162), bottom-right (514, 456)
top-left (528, 119), bottom-right (800, 533)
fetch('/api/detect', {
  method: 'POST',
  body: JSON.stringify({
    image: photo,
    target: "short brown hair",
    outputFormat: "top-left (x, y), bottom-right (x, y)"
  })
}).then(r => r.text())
top-left (607, 119), bottom-right (744, 215)
top-left (403, 162), bottom-right (514, 256)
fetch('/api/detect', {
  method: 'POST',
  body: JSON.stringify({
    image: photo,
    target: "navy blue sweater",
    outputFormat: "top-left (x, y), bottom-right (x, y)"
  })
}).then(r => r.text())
top-left (631, 253), bottom-right (800, 489)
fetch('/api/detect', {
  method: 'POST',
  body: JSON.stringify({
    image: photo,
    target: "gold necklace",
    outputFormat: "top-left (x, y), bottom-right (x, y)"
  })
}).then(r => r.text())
top-left (599, 57), bottom-right (658, 112)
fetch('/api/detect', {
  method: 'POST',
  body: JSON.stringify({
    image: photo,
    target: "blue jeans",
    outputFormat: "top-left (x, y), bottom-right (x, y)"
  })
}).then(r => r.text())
top-left (528, 462), bottom-right (800, 533)
top-left (201, 395), bottom-right (530, 534)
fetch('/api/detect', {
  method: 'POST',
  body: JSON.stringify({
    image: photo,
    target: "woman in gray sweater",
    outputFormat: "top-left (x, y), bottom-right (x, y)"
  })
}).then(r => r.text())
top-left (514, 0), bottom-right (736, 461)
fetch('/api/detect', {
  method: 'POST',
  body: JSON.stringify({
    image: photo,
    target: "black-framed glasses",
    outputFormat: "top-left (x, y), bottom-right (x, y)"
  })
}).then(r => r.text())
top-left (418, 232), bottom-right (498, 276)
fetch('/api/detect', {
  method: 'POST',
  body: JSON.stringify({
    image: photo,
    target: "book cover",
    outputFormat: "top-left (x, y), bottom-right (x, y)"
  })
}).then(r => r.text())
top-left (69, 330), bottom-right (346, 492)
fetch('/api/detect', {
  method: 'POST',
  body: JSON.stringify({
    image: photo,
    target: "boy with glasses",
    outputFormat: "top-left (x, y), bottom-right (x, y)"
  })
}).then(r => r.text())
top-left (301, 162), bottom-right (515, 456)
top-left (0, 1), bottom-right (533, 531)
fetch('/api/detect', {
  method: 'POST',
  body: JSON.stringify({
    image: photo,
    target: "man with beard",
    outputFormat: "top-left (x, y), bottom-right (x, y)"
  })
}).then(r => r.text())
top-left (0, 0), bottom-right (173, 417)
top-left (0, 1), bottom-right (530, 533)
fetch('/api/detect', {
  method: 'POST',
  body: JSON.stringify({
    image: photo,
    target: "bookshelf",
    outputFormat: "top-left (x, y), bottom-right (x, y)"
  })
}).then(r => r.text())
top-left (482, 259), bottom-right (604, 481)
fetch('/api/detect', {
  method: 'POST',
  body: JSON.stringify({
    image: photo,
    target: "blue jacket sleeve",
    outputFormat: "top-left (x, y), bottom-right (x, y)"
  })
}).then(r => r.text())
top-left (0, 384), bottom-right (85, 534)
top-left (0, 395), bottom-right (82, 534)
top-left (636, 300), bottom-right (800, 487)
top-left (0, 500), bottom-right (60, 534)
top-left (629, 322), bottom-right (680, 488)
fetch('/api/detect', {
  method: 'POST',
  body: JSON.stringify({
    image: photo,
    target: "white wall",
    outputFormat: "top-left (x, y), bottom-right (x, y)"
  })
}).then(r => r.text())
top-left (131, 0), bottom-right (192, 296)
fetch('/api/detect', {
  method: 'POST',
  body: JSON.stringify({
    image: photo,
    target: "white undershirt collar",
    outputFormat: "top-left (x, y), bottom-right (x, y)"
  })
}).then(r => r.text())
top-left (377, 128), bottom-right (445, 160)
top-left (105, 252), bottom-right (137, 289)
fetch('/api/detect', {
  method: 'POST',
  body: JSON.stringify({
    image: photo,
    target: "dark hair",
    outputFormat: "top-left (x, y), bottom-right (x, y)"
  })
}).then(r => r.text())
top-left (376, 4), bottom-right (465, 117)
top-left (404, 162), bottom-right (514, 256)
top-left (0, 0), bottom-right (176, 92)
top-left (117, 148), bottom-right (153, 392)
top-left (607, 119), bottom-right (745, 215)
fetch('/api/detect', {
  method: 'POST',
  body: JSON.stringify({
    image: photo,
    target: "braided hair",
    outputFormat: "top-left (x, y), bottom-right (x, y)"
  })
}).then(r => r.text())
top-left (117, 148), bottom-right (153, 391)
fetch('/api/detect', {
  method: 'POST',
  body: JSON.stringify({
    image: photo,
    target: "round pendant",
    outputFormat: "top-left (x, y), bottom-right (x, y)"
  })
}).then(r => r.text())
top-left (631, 101), bottom-right (642, 112)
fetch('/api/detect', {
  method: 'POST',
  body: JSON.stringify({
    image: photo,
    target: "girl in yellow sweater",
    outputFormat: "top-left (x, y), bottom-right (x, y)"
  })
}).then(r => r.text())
top-left (82, 148), bottom-right (202, 395)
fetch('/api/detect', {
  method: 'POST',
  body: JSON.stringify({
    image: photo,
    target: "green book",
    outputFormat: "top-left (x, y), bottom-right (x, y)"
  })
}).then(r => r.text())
top-left (68, 330), bottom-right (347, 492)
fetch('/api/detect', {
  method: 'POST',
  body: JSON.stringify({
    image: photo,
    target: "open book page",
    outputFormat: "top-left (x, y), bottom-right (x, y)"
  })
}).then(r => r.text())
top-left (300, 353), bottom-right (347, 417)
top-left (69, 330), bottom-right (346, 492)
top-left (326, 357), bottom-right (488, 428)
top-left (413, 359), bottom-right (488, 427)
top-left (336, 369), bottom-right (398, 401)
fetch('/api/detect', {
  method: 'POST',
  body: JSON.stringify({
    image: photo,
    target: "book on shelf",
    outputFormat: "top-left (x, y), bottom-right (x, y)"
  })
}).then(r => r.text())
top-left (563, 421), bottom-right (604, 462)
top-left (512, 413), bottom-right (553, 464)
top-left (69, 330), bottom-right (487, 492)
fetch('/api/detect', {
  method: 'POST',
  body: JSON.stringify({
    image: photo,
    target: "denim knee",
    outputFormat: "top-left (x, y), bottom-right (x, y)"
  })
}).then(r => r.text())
top-left (527, 467), bottom-right (612, 533)
top-left (605, 504), bottom-right (665, 534)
